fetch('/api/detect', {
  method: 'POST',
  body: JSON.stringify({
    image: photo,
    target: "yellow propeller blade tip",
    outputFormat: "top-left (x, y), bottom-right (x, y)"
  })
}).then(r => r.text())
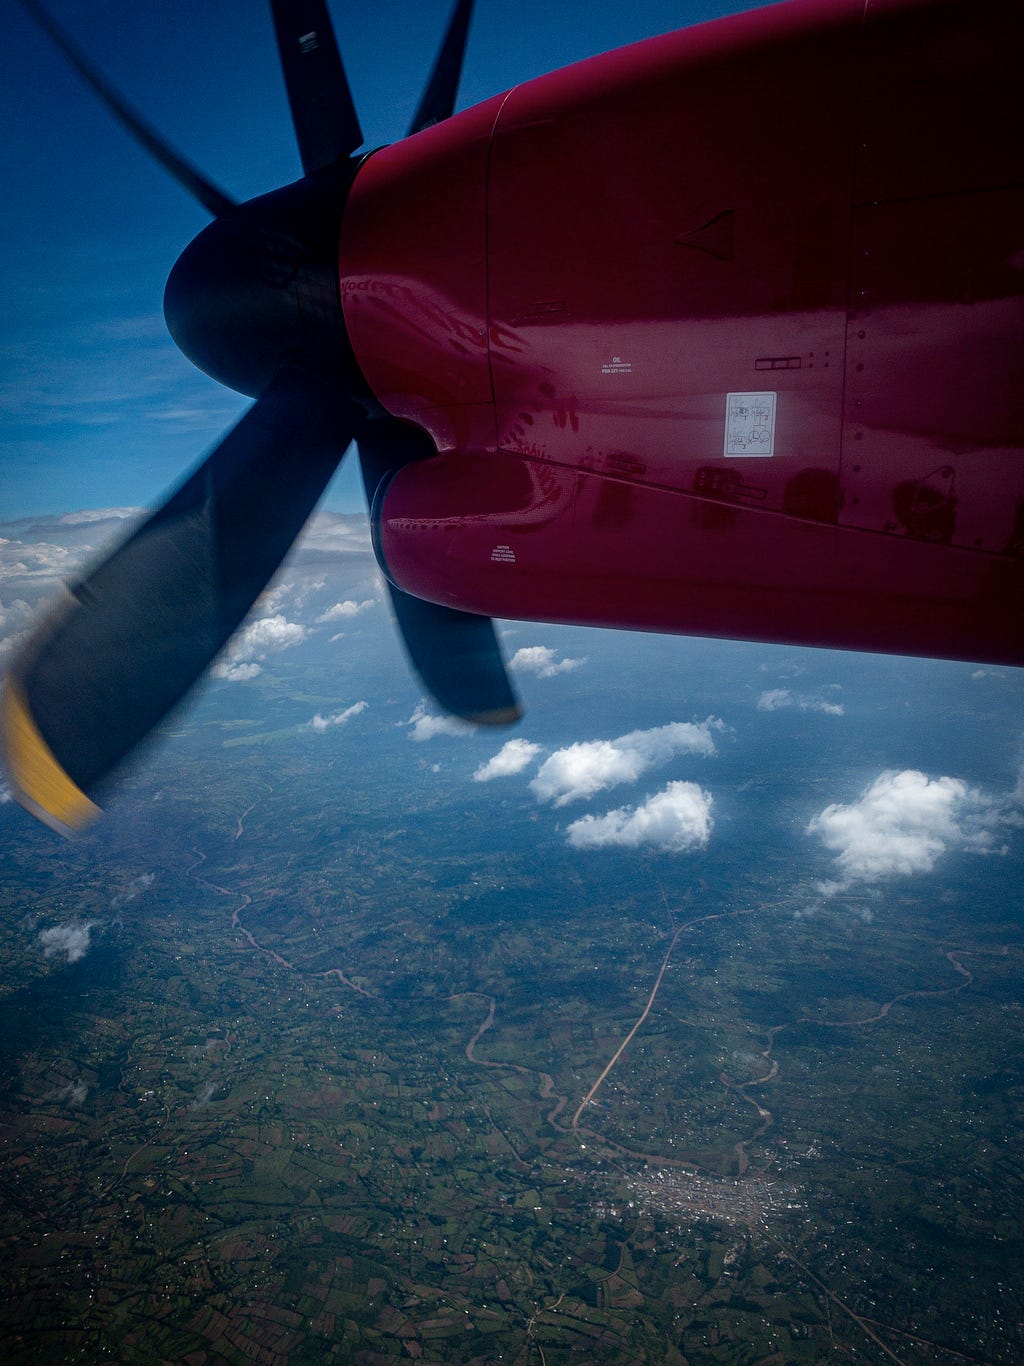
top-left (0, 678), bottom-right (101, 836)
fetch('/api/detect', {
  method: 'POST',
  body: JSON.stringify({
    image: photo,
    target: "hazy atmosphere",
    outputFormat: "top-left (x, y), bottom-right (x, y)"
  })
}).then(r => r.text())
top-left (2, 502), bottom-right (1022, 1361)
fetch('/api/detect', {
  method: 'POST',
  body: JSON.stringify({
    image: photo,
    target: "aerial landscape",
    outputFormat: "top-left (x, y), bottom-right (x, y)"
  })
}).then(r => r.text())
top-left (2, 0), bottom-right (1022, 1361)
top-left (1, 507), bottom-right (1022, 1362)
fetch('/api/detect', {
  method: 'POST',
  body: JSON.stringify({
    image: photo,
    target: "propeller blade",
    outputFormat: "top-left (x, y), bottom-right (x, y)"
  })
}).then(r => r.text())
top-left (407, 0), bottom-right (475, 136)
top-left (270, 0), bottom-right (363, 173)
top-left (357, 419), bottom-right (520, 725)
top-left (385, 587), bottom-right (522, 725)
top-left (20, 0), bottom-right (235, 219)
top-left (1, 374), bottom-right (357, 833)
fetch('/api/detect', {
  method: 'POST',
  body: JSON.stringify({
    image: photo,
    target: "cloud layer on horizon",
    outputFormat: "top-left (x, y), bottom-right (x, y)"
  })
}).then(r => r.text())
top-left (0, 508), bottom-right (376, 657)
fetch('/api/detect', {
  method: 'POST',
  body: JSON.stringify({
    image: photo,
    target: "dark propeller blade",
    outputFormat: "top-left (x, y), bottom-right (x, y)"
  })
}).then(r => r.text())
top-left (1, 374), bottom-right (357, 833)
top-left (19, 0), bottom-right (235, 218)
top-left (384, 588), bottom-right (522, 725)
top-left (6, 0), bottom-right (502, 835)
top-left (357, 418), bottom-right (520, 725)
top-left (407, 0), bottom-right (475, 136)
top-left (270, 0), bottom-right (363, 173)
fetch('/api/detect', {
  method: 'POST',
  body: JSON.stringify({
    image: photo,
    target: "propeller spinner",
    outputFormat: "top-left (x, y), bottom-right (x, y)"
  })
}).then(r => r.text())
top-left (3, 0), bottom-right (519, 835)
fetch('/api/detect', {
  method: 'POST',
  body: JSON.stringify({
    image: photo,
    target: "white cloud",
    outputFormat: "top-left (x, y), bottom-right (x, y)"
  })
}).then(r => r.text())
top-left (0, 536), bottom-right (75, 584)
top-left (234, 614), bottom-right (307, 655)
top-left (401, 701), bottom-right (475, 742)
top-left (316, 599), bottom-right (374, 623)
top-left (290, 576), bottom-right (326, 609)
top-left (758, 660), bottom-right (806, 679)
top-left (473, 739), bottom-right (542, 782)
top-left (190, 1080), bottom-right (218, 1111)
top-left (39, 922), bottom-right (98, 964)
top-left (257, 582), bottom-right (290, 614)
top-left (293, 510), bottom-right (371, 556)
top-left (530, 719), bottom-right (721, 807)
top-left (55, 508), bottom-right (140, 525)
top-left (212, 613), bottom-right (307, 680)
top-left (215, 661), bottom-right (262, 682)
top-left (309, 701), bottom-right (368, 732)
top-left (0, 597), bottom-right (34, 657)
top-left (109, 873), bottom-right (155, 910)
top-left (256, 573), bottom-right (330, 615)
top-left (807, 768), bottom-right (1018, 894)
top-left (566, 781), bottom-right (713, 851)
top-left (757, 687), bottom-right (844, 716)
top-left (509, 645), bottom-right (586, 678)
top-left (50, 1080), bottom-right (89, 1106)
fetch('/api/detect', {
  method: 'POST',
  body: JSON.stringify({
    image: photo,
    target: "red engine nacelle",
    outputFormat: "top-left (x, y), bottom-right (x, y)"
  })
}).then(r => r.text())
top-left (341, 0), bottom-right (1023, 666)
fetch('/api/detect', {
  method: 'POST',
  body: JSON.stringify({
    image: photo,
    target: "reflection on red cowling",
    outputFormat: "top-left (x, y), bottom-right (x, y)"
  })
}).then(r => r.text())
top-left (344, 0), bottom-right (1024, 666)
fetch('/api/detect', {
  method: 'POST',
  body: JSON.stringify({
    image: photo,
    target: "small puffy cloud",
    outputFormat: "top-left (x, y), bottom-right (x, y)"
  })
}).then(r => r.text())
top-left (530, 719), bottom-right (721, 807)
top-left (290, 576), bottom-right (326, 609)
top-left (808, 768), bottom-right (1018, 894)
top-left (39, 922), bottom-right (98, 964)
top-left (234, 614), bottom-right (307, 655)
top-left (758, 659), bottom-right (806, 679)
top-left (473, 739), bottom-right (542, 782)
top-left (190, 1081), bottom-right (218, 1111)
top-left (510, 645), bottom-right (586, 678)
top-left (401, 701), bottom-right (475, 742)
top-left (216, 661), bottom-right (262, 682)
top-left (309, 701), bottom-right (368, 732)
top-left (757, 687), bottom-right (844, 716)
top-left (257, 574), bottom-right (329, 615)
top-left (109, 873), bottom-right (154, 910)
top-left (50, 1080), bottom-right (89, 1106)
top-left (566, 781), bottom-right (713, 852)
top-left (212, 613), bottom-right (307, 680)
top-left (316, 599), bottom-right (374, 624)
top-left (257, 582), bottom-right (290, 614)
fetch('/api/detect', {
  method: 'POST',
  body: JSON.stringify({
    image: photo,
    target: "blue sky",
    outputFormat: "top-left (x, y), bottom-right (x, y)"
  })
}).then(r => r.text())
top-left (1, 0), bottom-right (772, 520)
